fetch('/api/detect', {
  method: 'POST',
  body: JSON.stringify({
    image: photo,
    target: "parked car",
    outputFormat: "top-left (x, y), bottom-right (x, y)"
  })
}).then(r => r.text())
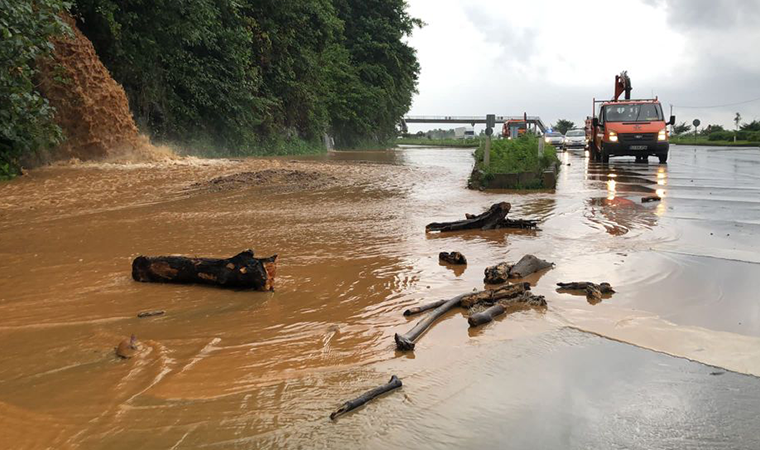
top-left (544, 132), bottom-right (564, 147)
top-left (563, 129), bottom-right (586, 149)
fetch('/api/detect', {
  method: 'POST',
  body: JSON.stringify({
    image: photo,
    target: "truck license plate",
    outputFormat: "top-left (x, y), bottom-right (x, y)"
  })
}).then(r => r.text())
top-left (630, 145), bottom-right (647, 150)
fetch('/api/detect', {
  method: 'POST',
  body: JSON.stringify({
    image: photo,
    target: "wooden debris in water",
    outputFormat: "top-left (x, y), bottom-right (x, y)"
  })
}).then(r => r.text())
top-left (330, 375), bottom-right (402, 420)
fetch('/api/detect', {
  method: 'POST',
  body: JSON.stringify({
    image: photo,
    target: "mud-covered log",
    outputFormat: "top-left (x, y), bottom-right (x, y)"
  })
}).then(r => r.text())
top-left (495, 218), bottom-right (539, 229)
top-left (395, 293), bottom-right (467, 351)
top-left (132, 250), bottom-right (277, 291)
top-left (468, 304), bottom-right (506, 327)
top-left (509, 254), bottom-right (553, 279)
top-left (330, 375), bottom-right (403, 420)
top-left (460, 282), bottom-right (530, 308)
top-left (403, 299), bottom-right (447, 316)
top-left (426, 202), bottom-right (511, 233)
top-left (439, 251), bottom-right (467, 265)
top-left (557, 281), bottom-right (615, 305)
top-left (484, 262), bottom-right (513, 284)
top-left (556, 282), bottom-right (615, 293)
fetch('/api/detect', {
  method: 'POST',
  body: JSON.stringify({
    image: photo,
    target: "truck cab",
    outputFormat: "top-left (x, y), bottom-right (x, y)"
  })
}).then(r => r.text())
top-left (590, 100), bottom-right (675, 164)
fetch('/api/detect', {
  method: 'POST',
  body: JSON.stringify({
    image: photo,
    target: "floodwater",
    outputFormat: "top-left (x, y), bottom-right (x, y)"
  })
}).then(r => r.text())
top-left (1, 145), bottom-right (760, 448)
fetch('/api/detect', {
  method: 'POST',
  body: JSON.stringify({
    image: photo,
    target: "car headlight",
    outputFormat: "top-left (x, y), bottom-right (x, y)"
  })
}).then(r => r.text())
top-left (608, 131), bottom-right (618, 142)
top-left (658, 129), bottom-right (667, 141)
top-left (545, 137), bottom-right (551, 143)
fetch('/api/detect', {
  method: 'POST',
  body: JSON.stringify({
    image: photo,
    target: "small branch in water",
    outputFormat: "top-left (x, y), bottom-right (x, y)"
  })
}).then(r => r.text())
top-left (330, 375), bottom-right (402, 420)
top-left (137, 310), bottom-right (165, 318)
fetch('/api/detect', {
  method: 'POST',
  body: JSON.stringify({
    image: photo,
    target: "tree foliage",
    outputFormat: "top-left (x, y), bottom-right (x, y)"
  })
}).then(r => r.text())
top-left (673, 122), bottom-right (692, 135)
top-left (552, 119), bottom-right (574, 135)
top-left (72, 0), bottom-right (421, 152)
top-left (740, 120), bottom-right (760, 132)
top-left (0, 0), bottom-right (71, 179)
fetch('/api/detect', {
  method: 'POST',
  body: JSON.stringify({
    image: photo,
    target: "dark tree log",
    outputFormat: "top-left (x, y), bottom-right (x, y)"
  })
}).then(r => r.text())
top-left (426, 202), bottom-right (511, 232)
top-left (509, 254), bottom-right (553, 279)
top-left (641, 196), bottom-right (661, 203)
top-left (330, 375), bottom-right (402, 420)
top-left (439, 251), bottom-right (467, 265)
top-left (586, 284), bottom-right (603, 304)
top-left (132, 250), bottom-right (277, 291)
top-left (403, 299), bottom-right (447, 316)
top-left (484, 262), bottom-right (513, 284)
top-left (468, 304), bottom-right (506, 327)
top-left (556, 282), bottom-right (615, 294)
top-left (460, 282), bottom-right (530, 308)
top-left (557, 282), bottom-right (615, 305)
top-left (494, 218), bottom-right (539, 229)
top-left (395, 293), bottom-right (468, 351)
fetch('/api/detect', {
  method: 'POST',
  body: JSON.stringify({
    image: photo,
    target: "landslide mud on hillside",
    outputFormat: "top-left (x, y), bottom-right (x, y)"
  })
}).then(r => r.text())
top-left (1, 146), bottom-right (760, 448)
top-left (35, 14), bottom-right (172, 165)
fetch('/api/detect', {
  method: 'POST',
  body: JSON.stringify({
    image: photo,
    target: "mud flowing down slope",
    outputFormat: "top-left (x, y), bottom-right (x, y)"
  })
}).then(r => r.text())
top-left (1, 146), bottom-right (760, 448)
top-left (36, 14), bottom-right (163, 163)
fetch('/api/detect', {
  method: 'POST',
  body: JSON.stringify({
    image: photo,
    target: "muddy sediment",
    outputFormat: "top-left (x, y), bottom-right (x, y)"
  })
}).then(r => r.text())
top-left (1, 146), bottom-right (760, 447)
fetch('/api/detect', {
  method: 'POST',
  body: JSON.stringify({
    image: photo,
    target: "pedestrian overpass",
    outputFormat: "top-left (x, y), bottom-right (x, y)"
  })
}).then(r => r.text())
top-left (401, 115), bottom-right (547, 133)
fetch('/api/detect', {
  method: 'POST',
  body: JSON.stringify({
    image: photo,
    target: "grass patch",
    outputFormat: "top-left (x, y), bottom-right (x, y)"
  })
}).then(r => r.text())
top-left (670, 136), bottom-right (760, 147)
top-left (169, 136), bottom-right (327, 158)
top-left (396, 137), bottom-right (481, 147)
top-left (473, 135), bottom-right (559, 176)
top-left (469, 135), bottom-right (559, 190)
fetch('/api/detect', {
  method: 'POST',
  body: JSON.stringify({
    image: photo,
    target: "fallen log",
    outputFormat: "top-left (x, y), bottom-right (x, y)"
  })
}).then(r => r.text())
top-left (439, 251), bottom-right (467, 265)
top-left (556, 281), bottom-right (615, 305)
top-left (556, 282), bottom-right (615, 293)
top-left (426, 202), bottom-right (511, 232)
top-left (508, 254), bottom-right (553, 279)
top-left (460, 282), bottom-right (530, 309)
top-left (641, 196), bottom-right (661, 203)
top-left (395, 293), bottom-right (468, 351)
top-left (132, 250), bottom-right (277, 291)
top-left (494, 218), bottom-right (539, 229)
top-left (483, 262), bottom-right (513, 284)
top-left (330, 375), bottom-right (402, 420)
top-left (468, 304), bottom-right (506, 327)
top-left (403, 299), bottom-right (447, 317)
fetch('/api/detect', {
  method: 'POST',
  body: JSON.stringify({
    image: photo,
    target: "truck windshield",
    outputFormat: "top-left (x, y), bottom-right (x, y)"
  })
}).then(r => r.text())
top-left (603, 104), bottom-right (663, 122)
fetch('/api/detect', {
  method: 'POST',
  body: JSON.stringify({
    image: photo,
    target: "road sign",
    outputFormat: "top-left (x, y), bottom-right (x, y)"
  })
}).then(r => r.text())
top-left (486, 114), bottom-right (495, 128)
top-left (485, 127), bottom-right (493, 136)
top-left (693, 119), bottom-right (701, 127)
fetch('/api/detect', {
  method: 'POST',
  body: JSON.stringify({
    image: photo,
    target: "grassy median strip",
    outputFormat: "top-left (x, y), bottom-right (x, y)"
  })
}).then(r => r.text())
top-left (470, 135), bottom-right (559, 189)
top-left (396, 137), bottom-right (482, 147)
top-left (670, 136), bottom-right (760, 147)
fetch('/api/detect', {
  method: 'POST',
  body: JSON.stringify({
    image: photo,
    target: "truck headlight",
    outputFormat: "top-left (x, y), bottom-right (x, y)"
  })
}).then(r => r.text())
top-left (658, 129), bottom-right (667, 141)
top-left (608, 131), bottom-right (618, 142)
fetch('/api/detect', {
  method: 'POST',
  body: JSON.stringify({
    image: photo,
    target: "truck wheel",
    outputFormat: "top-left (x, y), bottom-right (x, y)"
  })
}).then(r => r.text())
top-left (658, 153), bottom-right (668, 164)
top-left (601, 146), bottom-right (610, 163)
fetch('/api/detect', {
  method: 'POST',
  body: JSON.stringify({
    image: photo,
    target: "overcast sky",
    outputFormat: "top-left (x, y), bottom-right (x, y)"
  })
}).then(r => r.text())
top-left (405, 0), bottom-right (760, 132)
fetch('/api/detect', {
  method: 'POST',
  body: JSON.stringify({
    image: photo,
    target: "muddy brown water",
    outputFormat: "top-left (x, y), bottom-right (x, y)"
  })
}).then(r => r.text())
top-left (1, 145), bottom-right (760, 448)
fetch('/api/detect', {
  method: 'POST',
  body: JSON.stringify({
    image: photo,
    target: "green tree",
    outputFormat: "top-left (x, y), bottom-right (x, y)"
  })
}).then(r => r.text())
top-left (552, 119), bottom-right (574, 134)
top-left (740, 120), bottom-right (760, 132)
top-left (329, 0), bottom-right (422, 147)
top-left (73, 0), bottom-right (264, 149)
top-left (0, 0), bottom-right (71, 179)
top-left (673, 122), bottom-right (692, 135)
top-left (700, 124), bottom-right (724, 136)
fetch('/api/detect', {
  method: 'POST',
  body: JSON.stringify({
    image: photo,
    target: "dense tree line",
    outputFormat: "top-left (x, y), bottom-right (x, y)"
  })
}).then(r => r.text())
top-left (73, 0), bottom-right (420, 151)
top-left (0, 0), bottom-right (71, 179)
top-left (1, 0), bottom-right (420, 177)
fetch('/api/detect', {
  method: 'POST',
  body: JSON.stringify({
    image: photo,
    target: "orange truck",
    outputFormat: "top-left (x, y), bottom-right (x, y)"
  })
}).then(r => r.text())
top-left (588, 71), bottom-right (675, 163)
top-left (501, 119), bottom-right (527, 139)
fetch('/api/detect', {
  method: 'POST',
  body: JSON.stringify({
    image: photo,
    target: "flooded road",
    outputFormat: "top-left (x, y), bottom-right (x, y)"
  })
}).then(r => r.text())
top-left (1, 144), bottom-right (759, 448)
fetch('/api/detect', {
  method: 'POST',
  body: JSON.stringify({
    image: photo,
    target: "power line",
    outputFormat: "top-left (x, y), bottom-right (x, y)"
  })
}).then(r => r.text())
top-left (673, 95), bottom-right (760, 109)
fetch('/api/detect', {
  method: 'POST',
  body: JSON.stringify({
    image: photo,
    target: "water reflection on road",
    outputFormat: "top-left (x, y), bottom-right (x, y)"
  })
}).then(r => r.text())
top-left (1, 144), bottom-right (760, 448)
